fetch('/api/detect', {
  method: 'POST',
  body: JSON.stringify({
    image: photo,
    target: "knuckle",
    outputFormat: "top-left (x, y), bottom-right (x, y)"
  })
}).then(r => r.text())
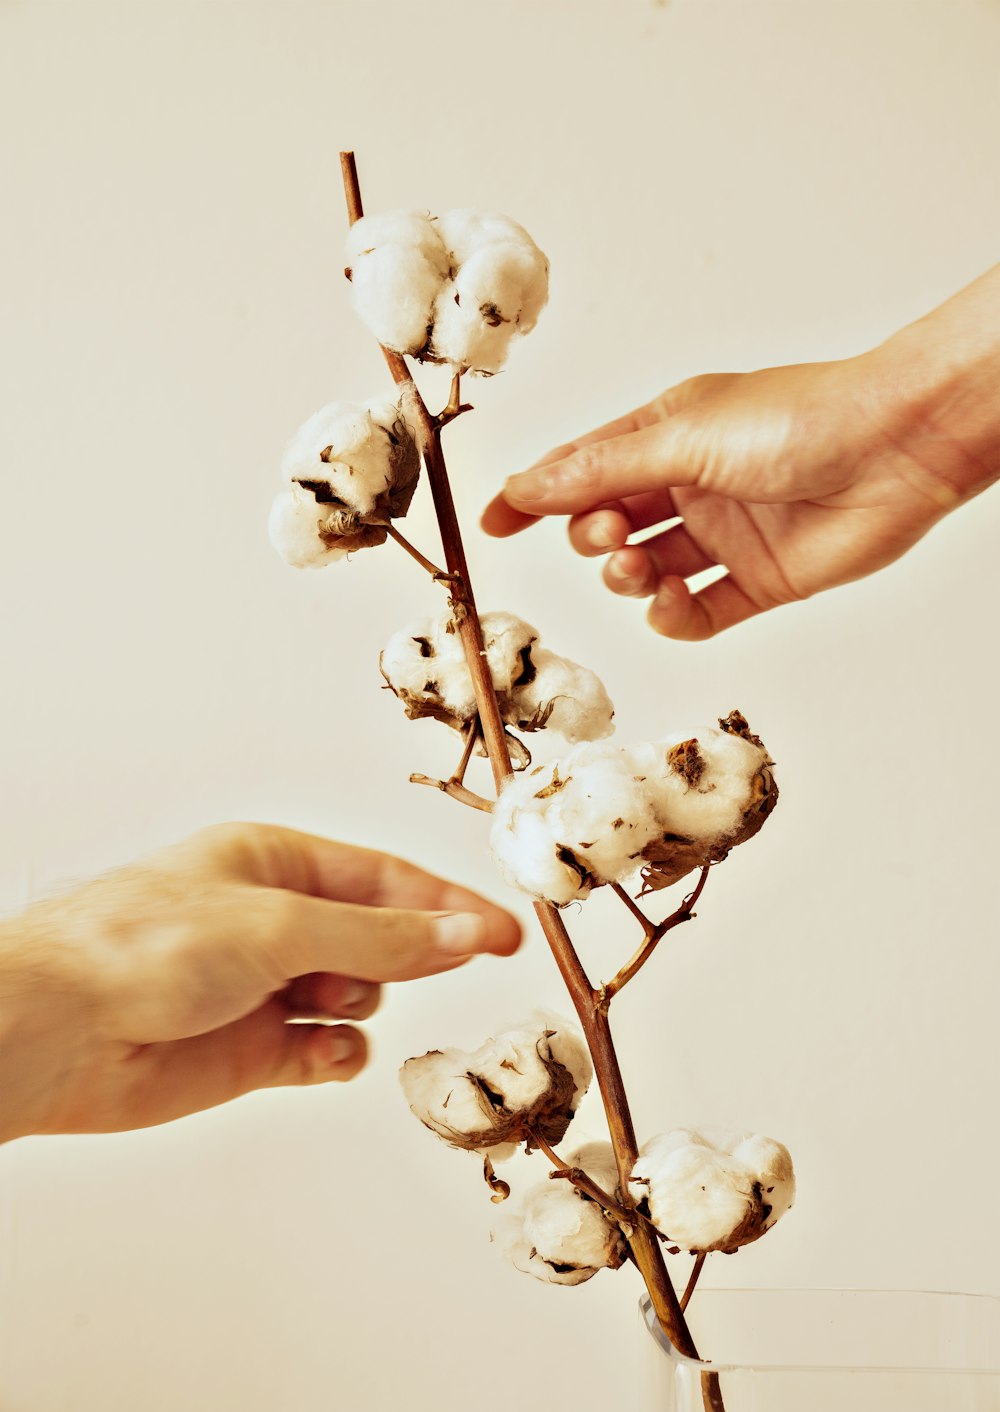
top-left (563, 445), bottom-right (605, 495)
top-left (186, 822), bottom-right (263, 870)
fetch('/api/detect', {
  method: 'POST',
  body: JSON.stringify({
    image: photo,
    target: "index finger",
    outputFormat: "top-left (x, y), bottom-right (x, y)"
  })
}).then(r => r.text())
top-left (498, 419), bottom-right (704, 521)
top-left (481, 406), bottom-right (660, 538)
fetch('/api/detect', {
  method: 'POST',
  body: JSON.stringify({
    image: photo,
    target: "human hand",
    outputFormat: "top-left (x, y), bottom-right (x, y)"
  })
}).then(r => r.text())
top-left (0, 824), bottom-right (521, 1141)
top-left (483, 266), bottom-right (1000, 640)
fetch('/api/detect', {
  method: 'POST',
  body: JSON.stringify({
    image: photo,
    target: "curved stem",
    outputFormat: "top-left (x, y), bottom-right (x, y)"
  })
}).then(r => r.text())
top-left (681, 1253), bottom-right (707, 1312)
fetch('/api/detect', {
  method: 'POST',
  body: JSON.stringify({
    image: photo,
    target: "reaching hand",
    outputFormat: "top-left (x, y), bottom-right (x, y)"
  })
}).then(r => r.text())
top-left (0, 824), bottom-right (521, 1140)
top-left (483, 265), bottom-right (1000, 640)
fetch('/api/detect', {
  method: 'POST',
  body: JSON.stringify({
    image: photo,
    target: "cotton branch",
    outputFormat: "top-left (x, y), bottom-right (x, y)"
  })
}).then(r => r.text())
top-left (340, 149), bottom-right (707, 1375)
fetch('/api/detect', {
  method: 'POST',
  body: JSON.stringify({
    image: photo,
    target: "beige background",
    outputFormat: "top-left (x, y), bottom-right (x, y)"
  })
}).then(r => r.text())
top-left (2, 1), bottom-right (1000, 1407)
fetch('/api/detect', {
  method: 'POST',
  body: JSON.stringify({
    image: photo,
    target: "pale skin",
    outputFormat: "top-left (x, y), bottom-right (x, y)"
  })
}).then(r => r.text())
top-left (482, 263), bottom-right (1000, 640)
top-left (0, 823), bottom-right (521, 1144)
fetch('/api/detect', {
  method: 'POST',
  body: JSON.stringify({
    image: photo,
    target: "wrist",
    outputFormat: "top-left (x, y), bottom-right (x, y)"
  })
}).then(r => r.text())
top-left (868, 263), bottom-right (1000, 506)
top-left (0, 913), bottom-right (98, 1142)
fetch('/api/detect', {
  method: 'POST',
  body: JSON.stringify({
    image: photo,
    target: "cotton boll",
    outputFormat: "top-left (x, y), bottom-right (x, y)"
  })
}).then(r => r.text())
top-left (730, 1133), bottom-right (797, 1232)
top-left (633, 711), bottom-right (778, 891)
top-left (429, 280), bottom-right (518, 375)
top-left (345, 210), bottom-right (450, 356)
top-left (629, 1128), bottom-right (795, 1254)
top-left (346, 209), bottom-right (450, 265)
top-left (434, 209), bottom-right (532, 265)
top-left (490, 743), bottom-right (662, 904)
top-left (273, 395), bottom-right (420, 569)
top-left (281, 396), bottom-right (420, 519)
top-left (490, 798), bottom-right (587, 906)
top-left (379, 610), bottom-right (537, 731)
top-left (435, 210), bottom-right (549, 329)
top-left (268, 486), bottom-right (372, 568)
top-left (399, 1013), bottom-right (592, 1156)
top-left (511, 646), bottom-right (615, 743)
top-left (480, 611), bottom-right (538, 695)
top-left (552, 744), bottom-right (661, 885)
top-left (453, 240), bottom-right (549, 332)
top-left (492, 1141), bottom-right (626, 1286)
top-left (379, 615), bottom-right (476, 729)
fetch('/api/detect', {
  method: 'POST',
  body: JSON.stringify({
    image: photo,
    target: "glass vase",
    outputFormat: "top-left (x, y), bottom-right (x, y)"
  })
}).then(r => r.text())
top-left (641, 1288), bottom-right (1000, 1411)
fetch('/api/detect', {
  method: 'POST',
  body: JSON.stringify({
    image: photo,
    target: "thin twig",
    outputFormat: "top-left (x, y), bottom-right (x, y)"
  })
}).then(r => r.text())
top-left (436, 370), bottom-right (474, 427)
top-left (453, 722), bottom-right (479, 786)
top-left (611, 882), bottom-right (656, 938)
top-left (681, 1252), bottom-right (707, 1312)
top-left (383, 524), bottom-right (456, 581)
top-left (528, 1130), bottom-right (634, 1226)
top-left (409, 773), bottom-right (493, 813)
top-left (599, 867), bottom-right (711, 1008)
top-left (340, 149), bottom-right (704, 1372)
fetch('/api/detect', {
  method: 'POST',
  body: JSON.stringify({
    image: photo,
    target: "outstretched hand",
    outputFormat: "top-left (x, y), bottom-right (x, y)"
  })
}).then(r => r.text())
top-left (484, 264), bottom-right (1000, 640)
top-left (483, 359), bottom-right (955, 640)
top-left (0, 824), bottom-right (521, 1140)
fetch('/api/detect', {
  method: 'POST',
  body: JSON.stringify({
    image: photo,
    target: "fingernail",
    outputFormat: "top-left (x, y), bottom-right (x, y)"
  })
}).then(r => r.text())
top-left (341, 980), bottom-right (374, 1012)
top-left (588, 520), bottom-right (615, 550)
top-left (504, 470), bottom-right (548, 503)
top-left (434, 912), bottom-right (488, 957)
top-left (326, 1028), bottom-right (356, 1064)
top-left (608, 558), bottom-right (635, 582)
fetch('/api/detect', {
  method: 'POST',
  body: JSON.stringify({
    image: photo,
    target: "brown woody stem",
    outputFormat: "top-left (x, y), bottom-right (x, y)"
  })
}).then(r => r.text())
top-left (383, 524), bottom-right (455, 581)
top-left (611, 882), bottom-right (657, 938)
top-left (681, 1253), bottom-right (707, 1312)
top-left (600, 867), bottom-right (711, 1008)
top-left (453, 721), bottom-right (479, 785)
top-left (340, 149), bottom-right (706, 1374)
top-left (436, 370), bottom-right (473, 427)
top-left (528, 1130), bottom-right (634, 1228)
top-left (409, 773), bottom-right (493, 814)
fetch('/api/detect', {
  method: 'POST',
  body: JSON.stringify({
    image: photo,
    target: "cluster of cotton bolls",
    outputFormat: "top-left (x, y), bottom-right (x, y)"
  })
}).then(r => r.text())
top-left (490, 711), bottom-right (778, 905)
top-left (346, 208), bottom-right (549, 375)
top-left (399, 1012), bottom-right (593, 1160)
top-left (380, 608), bottom-right (614, 753)
top-left (629, 1128), bottom-right (795, 1255)
top-left (268, 394), bottom-right (420, 568)
top-left (490, 1141), bottom-right (627, 1286)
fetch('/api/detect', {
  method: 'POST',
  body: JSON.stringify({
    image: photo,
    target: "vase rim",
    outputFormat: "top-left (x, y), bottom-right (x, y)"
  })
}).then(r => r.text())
top-left (641, 1288), bottom-right (1000, 1377)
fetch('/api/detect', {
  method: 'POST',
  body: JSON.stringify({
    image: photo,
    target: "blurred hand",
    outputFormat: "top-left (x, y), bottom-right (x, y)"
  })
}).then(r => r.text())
top-left (483, 265), bottom-right (1000, 640)
top-left (0, 824), bottom-right (521, 1141)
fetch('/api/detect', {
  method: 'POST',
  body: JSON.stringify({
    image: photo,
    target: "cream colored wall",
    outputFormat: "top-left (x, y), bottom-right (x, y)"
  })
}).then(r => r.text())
top-left (2, 1), bottom-right (999, 1407)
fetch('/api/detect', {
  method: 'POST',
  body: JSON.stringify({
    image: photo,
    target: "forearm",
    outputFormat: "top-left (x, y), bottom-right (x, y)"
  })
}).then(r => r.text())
top-left (871, 261), bottom-right (1000, 504)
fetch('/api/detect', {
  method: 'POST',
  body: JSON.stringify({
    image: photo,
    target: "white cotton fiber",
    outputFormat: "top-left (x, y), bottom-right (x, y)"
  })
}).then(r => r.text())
top-left (511, 646), bottom-right (615, 743)
top-left (628, 1127), bottom-right (795, 1254)
top-left (490, 742), bottom-right (660, 904)
top-left (631, 728), bottom-right (766, 843)
top-left (490, 715), bottom-right (778, 903)
top-left (345, 210), bottom-right (450, 356)
top-left (380, 608), bottom-right (614, 746)
top-left (267, 487), bottom-right (350, 569)
top-left (492, 1141), bottom-right (626, 1286)
top-left (270, 393), bottom-right (420, 569)
top-left (346, 206), bottom-right (548, 374)
top-left (399, 1012), bottom-right (592, 1156)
